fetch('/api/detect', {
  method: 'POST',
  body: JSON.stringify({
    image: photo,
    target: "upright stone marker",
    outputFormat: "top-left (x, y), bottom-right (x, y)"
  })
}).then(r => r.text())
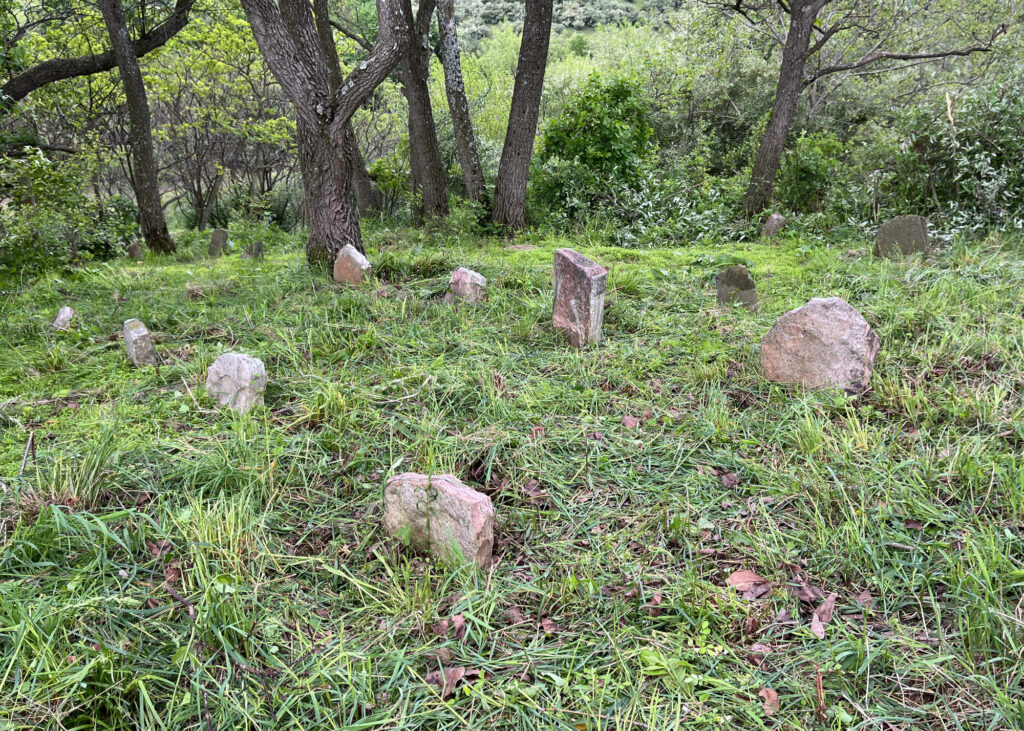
top-left (206, 352), bottom-right (267, 413)
top-left (127, 241), bottom-right (144, 261)
top-left (123, 319), bottom-right (159, 366)
top-left (242, 240), bottom-right (264, 260)
top-left (716, 264), bottom-right (758, 310)
top-left (761, 297), bottom-right (879, 395)
top-left (762, 212), bottom-right (787, 239)
top-left (384, 473), bottom-right (494, 569)
top-left (209, 228), bottom-right (228, 258)
top-left (52, 306), bottom-right (74, 331)
top-left (333, 244), bottom-right (371, 284)
top-left (444, 267), bottom-right (486, 304)
top-left (553, 248), bottom-right (608, 347)
top-left (874, 215), bottom-right (930, 259)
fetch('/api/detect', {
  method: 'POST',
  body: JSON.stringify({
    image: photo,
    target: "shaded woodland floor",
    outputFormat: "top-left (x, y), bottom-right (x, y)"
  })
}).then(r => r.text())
top-left (1, 226), bottom-right (1022, 729)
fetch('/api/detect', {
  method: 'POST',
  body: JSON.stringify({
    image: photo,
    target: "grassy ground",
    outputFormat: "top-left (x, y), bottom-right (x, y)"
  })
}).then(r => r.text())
top-left (0, 223), bottom-right (1022, 730)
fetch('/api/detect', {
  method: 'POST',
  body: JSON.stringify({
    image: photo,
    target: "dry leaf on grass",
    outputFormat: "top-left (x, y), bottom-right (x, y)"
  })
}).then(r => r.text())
top-left (727, 570), bottom-right (772, 600)
top-left (504, 607), bottom-right (526, 626)
top-left (424, 666), bottom-right (482, 699)
top-left (540, 618), bottom-right (561, 634)
top-left (793, 583), bottom-right (824, 602)
top-left (817, 593), bottom-right (838, 625)
top-left (721, 472), bottom-right (740, 488)
top-left (621, 415), bottom-right (639, 429)
top-left (854, 590), bottom-right (875, 610)
top-left (759, 686), bottom-right (780, 716)
top-left (145, 539), bottom-right (172, 558)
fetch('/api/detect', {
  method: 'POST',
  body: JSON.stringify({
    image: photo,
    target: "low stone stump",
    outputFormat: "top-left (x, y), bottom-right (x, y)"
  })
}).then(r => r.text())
top-left (384, 473), bottom-right (494, 569)
top-left (123, 319), bottom-right (159, 367)
top-left (333, 244), bottom-right (371, 284)
top-left (242, 241), bottom-right (264, 260)
top-left (206, 352), bottom-right (267, 413)
top-left (716, 264), bottom-right (758, 310)
top-left (127, 241), bottom-right (144, 261)
top-left (874, 215), bottom-right (930, 259)
top-left (553, 248), bottom-right (608, 347)
top-left (762, 212), bottom-right (787, 239)
top-left (209, 228), bottom-right (228, 258)
top-left (444, 267), bottom-right (486, 304)
top-left (761, 297), bottom-right (879, 394)
top-left (52, 307), bottom-right (74, 331)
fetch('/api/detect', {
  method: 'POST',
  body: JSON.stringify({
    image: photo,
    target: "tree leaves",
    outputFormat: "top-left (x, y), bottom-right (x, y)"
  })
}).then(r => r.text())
top-left (759, 686), bottom-right (780, 716)
top-left (727, 570), bottom-right (772, 600)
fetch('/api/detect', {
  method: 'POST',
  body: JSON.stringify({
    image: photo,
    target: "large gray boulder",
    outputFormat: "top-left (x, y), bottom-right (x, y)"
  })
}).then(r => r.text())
top-left (553, 248), bottom-right (608, 347)
top-left (761, 297), bottom-right (879, 395)
top-left (206, 352), bottom-right (267, 413)
top-left (123, 319), bottom-right (159, 367)
top-left (874, 215), bottom-right (930, 259)
top-left (716, 264), bottom-right (758, 310)
top-left (384, 473), bottom-right (494, 569)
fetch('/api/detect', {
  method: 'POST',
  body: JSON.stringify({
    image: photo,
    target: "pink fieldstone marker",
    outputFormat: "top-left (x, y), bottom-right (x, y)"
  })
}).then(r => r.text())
top-left (384, 473), bottom-right (494, 569)
top-left (553, 248), bottom-right (608, 347)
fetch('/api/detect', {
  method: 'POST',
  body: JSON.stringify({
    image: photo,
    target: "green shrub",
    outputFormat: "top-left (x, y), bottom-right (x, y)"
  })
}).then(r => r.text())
top-left (533, 73), bottom-right (655, 219)
top-left (775, 132), bottom-right (844, 214)
top-left (0, 150), bottom-right (139, 281)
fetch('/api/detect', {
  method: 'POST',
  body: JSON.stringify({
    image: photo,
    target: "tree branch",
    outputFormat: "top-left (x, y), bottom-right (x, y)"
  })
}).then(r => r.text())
top-left (1, 0), bottom-right (196, 106)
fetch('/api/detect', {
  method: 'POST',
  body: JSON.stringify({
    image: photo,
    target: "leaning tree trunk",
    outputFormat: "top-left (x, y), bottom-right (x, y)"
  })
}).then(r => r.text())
top-left (436, 0), bottom-right (484, 202)
top-left (400, 0), bottom-right (448, 220)
top-left (99, 0), bottom-right (175, 253)
top-left (492, 0), bottom-right (553, 231)
top-left (297, 117), bottom-right (364, 263)
top-left (742, 0), bottom-right (816, 215)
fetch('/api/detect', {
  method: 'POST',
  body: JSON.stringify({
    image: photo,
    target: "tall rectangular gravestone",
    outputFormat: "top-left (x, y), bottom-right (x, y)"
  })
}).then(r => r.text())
top-left (553, 248), bottom-right (608, 347)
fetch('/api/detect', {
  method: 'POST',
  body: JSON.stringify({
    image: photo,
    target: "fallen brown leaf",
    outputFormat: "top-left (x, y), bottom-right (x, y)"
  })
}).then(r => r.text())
top-left (424, 666), bottom-right (481, 699)
top-left (759, 686), bottom-right (780, 716)
top-left (793, 583), bottom-right (824, 603)
top-left (621, 415), bottom-right (639, 429)
top-left (145, 539), bottom-right (172, 558)
top-left (727, 569), bottom-right (772, 600)
top-left (816, 593), bottom-right (838, 625)
top-left (905, 518), bottom-right (924, 531)
top-left (854, 590), bottom-right (875, 610)
top-left (810, 613), bottom-right (826, 640)
top-left (721, 472), bottom-right (740, 488)
top-left (504, 607), bottom-right (526, 626)
top-left (540, 618), bottom-right (561, 634)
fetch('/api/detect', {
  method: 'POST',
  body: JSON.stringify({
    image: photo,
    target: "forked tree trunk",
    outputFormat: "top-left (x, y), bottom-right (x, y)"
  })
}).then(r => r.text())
top-left (492, 0), bottom-right (553, 231)
top-left (98, 0), bottom-right (175, 253)
top-left (742, 0), bottom-right (817, 215)
top-left (436, 0), bottom-right (484, 202)
top-left (400, 0), bottom-right (448, 220)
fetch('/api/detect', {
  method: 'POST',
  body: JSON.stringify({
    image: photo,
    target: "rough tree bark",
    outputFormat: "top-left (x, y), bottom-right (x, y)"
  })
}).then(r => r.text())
top-left (239, 0), bottom-right (403, 267)
top-left (492, 0), bottom-right (553, 231)
top-left (436, 0), bottom-right (484, 202)
top-left (743, 0), bottom-right (818, 214)
top-left (399, 0), bottom-right (448, 219)
top-left (0, 0), bottom-right (195, 107)
top-left (98, 0), bottom-right (175, 253)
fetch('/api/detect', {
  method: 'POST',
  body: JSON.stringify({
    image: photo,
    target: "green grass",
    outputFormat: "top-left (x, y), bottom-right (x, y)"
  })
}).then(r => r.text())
top-left (1, 224), bottom-right (1022, 729)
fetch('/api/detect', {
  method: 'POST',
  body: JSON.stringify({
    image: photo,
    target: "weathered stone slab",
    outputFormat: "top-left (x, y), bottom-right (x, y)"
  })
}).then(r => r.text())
top-left (762, 212), bottom-right (787, 239)
top-left (716, 264), bottom-right (758, 310)
top-left (206, 352), bottom-right (267, 413)
top-left (553, 248), bottom-right (608, 347)
top-left (52, 307), bottom-right (74, 331)
top-left (209, 229), bottom-right (228, 258)
top-left (242, 240), bottom-right (264, 260)
top-left (333, 244), bottom-right (371, 284)
top-left (874, 215), bottom-right (930, 258)
top-left (761, 297), bottom-right (879, 395)
top-left (384, 473), bottom-right (494, 569)
top-left (127, 241), bottom-right (144, 261)
top-left (444, 267), bottom-right (486, 304)
top-left (123, 318), bottom-right (159, 367)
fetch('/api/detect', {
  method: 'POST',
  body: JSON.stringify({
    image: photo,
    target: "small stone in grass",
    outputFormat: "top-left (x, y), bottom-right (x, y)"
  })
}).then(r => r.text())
top-left (52, 306), bottom-right (74, 331)
top-left (209, 228), bottom-right (228, 258)
top-left (333, 244), bottom-right (371, 284)
top-left (123, 318), bottom-right (159, 367)
top-left (444, 267), bottom-right (486, 304)
top-left (384, 473), bottom-right (494, 569)
top-left (206, 352), bottom-right (267, 413)
top-left (553, 248), bottom-right (608, 347)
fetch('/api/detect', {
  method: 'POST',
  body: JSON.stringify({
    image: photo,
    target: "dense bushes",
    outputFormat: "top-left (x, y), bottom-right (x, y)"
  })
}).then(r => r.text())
top-left (0, 151), bottom-right (139, 281)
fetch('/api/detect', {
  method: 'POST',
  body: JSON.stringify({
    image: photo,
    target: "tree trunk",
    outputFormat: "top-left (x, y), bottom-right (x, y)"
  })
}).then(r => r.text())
top-left (491, 0), bottom-right (553, 231)
top-left (297, 117), bottom-right (364, 264)
top-left (99, 0), bottom-right (175, 253)
top-left (400, 0), bottom-right (448, 220)
top-left (742, 0), bottom-right (817, 215)
top-left (347, 122), bottom-right (383, 216)
top-left (436, 0), bottom-right (484, 202)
